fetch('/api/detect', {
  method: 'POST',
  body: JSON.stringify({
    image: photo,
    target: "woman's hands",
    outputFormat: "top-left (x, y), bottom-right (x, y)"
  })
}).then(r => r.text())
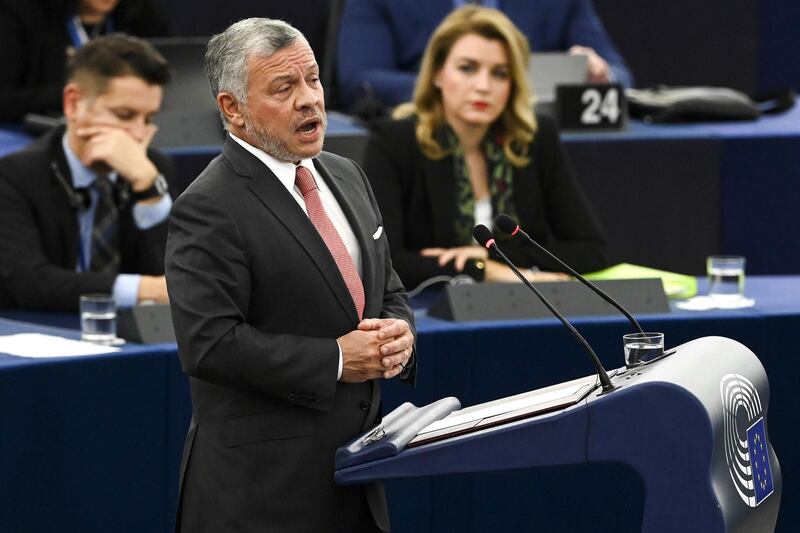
top-left (420, 246), bottom-right (568, 282)
top-left (421, 245), bottom-right (488, 271)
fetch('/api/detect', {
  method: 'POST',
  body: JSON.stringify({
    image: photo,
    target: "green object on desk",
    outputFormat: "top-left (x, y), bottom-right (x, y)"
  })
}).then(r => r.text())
top-left (584, 263), bottom-right (697, 299)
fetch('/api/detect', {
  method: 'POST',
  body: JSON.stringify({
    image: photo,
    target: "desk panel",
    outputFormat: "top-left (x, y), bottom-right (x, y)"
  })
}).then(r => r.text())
top-left (0, 321), bottom-right (174, 533)
top-left (721, 136), bottom-right (800, 274)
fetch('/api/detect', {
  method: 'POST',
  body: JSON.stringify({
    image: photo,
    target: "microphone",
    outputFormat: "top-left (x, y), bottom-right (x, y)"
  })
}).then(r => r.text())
top-left (473, 224), bottom-right (616, 393)
top-left (494, 213), bottom-right (645, 336)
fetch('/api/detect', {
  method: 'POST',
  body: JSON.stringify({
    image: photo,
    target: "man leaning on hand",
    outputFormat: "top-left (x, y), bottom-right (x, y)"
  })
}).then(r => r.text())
top-left (0, 34), bottom-right (175, 311)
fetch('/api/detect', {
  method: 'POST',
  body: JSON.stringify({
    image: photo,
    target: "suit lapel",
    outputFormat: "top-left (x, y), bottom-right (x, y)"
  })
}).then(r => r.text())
top-left (421, 153), bottom-right (459, 246)
top-left (313, 155), bottom-right (378, 317)
top-left (223, 139), bottom-right (359, 323)
top-left (48, 130), bottom-right (80, 268)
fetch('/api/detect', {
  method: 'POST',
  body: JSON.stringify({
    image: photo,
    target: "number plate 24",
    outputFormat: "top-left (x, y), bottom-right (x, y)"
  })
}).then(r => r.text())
top-left (555, 84), bottom-right (627, 131)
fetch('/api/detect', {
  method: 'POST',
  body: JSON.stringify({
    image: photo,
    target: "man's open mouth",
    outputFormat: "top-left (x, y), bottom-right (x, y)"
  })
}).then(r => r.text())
top-left (296, 119), bottom-right (319, 133)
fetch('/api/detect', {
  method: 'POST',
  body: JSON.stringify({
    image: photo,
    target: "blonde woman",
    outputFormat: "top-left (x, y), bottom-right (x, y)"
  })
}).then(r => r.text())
top-left (363, 5), bottom-right (607, 290)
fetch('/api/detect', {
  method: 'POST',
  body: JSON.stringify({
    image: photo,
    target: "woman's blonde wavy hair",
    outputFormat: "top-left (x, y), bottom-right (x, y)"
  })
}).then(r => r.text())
top-left (394, 5), bottom-right (536, 167)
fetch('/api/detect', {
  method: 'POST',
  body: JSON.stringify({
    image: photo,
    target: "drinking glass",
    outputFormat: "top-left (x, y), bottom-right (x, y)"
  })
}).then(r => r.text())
top-left (623, 332), bottom-right (664, 367)
top-left (80, 294), bottom-right (117, 344)
top-left (707, 255), bottom-right (745, 307)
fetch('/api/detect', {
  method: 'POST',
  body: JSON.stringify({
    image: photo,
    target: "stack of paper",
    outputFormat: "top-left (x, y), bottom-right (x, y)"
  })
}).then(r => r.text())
top-left (0, 333), bottom-right (120, 358)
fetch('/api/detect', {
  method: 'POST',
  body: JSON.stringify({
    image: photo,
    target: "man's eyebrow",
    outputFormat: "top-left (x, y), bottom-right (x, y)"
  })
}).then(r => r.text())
top-left (269, 73), bottom-right (297, 86)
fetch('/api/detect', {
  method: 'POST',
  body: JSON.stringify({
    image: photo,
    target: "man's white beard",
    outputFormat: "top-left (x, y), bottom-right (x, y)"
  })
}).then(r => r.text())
top-left (242, 108), bottom-right (327, 163)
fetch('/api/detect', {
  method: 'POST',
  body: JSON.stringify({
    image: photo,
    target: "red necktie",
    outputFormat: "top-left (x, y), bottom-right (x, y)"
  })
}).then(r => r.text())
top-left (295, 166), bottom-right (365, 319)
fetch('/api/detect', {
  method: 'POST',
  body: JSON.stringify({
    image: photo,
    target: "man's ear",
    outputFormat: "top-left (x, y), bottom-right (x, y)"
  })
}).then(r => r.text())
top-left (62, 83), bottom-right (82, 120)
top-left (217, 92), bottom-right (245, 127)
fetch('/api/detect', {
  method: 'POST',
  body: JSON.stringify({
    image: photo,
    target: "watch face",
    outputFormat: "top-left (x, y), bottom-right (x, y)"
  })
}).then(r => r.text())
top-left (154, 175), bottom-right (168, 195)
top-left (132, 175), bottom-right (168, 201)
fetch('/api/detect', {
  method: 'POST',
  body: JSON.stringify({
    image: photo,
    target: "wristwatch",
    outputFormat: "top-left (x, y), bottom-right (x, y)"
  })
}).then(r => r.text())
top-left (131, 173), bottom-right (169, 202)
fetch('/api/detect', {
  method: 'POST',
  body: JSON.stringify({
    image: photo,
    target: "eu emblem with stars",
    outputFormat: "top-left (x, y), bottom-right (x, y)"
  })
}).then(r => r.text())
top-left (747, 417), bottom-right (774, 505)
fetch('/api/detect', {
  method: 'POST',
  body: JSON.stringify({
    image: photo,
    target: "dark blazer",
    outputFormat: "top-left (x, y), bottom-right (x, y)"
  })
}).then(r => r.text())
top-left (363, 115), bottom-right (607, 290)
top-left (0, 0), bottom-right (170, 120)
top-left (165, 136), bottom-right (416, 533)
top-left (0, 125), bottom-right (176, 311)
top-left (337, 0), bottom-right (633, 108)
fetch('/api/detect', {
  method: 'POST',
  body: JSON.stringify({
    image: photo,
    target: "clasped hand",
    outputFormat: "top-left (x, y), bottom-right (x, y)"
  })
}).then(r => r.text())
top-left (338, 318), bottom-right (414, 383)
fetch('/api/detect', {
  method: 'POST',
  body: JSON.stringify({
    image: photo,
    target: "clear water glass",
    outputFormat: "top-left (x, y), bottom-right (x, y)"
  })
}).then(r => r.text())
top-left (707, 255), bottom-right (745, 307)
top-left (80, 294), bottom-right (117, 344)
top-left (623, 332), bottom-right (664, 367)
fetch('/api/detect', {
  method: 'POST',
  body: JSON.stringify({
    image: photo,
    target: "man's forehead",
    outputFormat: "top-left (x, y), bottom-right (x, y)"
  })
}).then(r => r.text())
top-left (248, 41), bottom-right (318, 78)
top-left (86, 75), bottom-right (163, 111)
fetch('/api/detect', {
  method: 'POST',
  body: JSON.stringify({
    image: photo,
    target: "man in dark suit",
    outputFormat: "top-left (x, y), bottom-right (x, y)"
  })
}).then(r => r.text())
top-left (0, 34), bottom-right (174, 311)
top-left (165, 18), bottom-right (416, 533)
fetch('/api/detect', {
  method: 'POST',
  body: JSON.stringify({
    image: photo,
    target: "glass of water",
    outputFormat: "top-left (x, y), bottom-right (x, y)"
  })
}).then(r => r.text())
top-left (707, 255), bottom-right (745, 307)
top-left (623, 332), bottom-right (664, 367)
top-left (80, 294), bottom-right (117, 344)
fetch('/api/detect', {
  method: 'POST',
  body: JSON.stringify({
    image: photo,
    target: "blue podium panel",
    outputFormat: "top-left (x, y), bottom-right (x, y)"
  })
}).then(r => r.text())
top-left (340, 338), bottom-right (781, 533)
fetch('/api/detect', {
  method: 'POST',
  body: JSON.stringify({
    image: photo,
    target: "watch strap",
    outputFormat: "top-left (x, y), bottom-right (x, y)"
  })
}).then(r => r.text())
top-left (131, 173), bottom-right (168, 202)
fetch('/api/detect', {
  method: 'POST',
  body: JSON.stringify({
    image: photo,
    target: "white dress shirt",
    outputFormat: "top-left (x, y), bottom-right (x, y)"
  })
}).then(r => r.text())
top-left (229, 133), bottom-right (364, 380)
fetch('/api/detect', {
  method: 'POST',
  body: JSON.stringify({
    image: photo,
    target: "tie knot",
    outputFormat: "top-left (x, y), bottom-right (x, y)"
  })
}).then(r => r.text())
top-left (295, 166), bottom-right (317, 196)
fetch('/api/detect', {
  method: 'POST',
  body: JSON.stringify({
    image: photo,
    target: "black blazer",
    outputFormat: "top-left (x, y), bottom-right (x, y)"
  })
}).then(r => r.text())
top-left (0, 125), bottom-right (176, 311)
top-left (165, 136), bottom-right (415, 533)
top-left (363, 115), bottom-right (608, 289)
top-left (0, 0), bottom-right (170, 120)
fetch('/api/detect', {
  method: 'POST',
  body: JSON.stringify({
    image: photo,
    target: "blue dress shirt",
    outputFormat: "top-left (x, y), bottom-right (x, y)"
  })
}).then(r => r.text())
top-left (61, 135), bottom-right (171, 307)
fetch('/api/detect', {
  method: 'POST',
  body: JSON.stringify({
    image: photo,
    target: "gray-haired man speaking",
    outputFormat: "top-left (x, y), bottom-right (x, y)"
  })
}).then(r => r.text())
top-left (165, 18), bottom-right (416, 533)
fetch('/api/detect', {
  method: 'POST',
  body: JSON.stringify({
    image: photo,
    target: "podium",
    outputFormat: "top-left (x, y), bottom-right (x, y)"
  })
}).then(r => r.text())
top-left (336, 337), bottom-right (781, 532)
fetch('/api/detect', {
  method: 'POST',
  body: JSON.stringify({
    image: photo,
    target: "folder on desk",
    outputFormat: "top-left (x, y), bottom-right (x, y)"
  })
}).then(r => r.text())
top-left (584, 263), bottom-right (697, 299)
top-left (409, 374), bottom-right (598, 447)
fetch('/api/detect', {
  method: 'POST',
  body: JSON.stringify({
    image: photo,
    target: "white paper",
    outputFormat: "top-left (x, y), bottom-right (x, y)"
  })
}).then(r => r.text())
top-left (675, 296), bottom-right (756, 311)
top-left (419, 380), bottom-right (589, 434)
top-left (0, 333), bottom-right (121, 358)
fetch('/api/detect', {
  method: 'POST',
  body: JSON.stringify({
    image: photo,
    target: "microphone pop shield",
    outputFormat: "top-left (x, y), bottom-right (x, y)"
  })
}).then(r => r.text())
top-left (494, 214), bottom-right (519, 236)
top-left (472, 224), bottom-right (495, 248)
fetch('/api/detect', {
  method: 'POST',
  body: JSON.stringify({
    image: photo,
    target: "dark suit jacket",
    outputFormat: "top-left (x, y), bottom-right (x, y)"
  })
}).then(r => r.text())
top-left (337, 0), bottom-right (633, 108)
top-left (165, 136), bottom-right (416, 533)
top-left (0, 125), bottom-right (176, 311)
top-left (0, 0), bottom-right (170, 120)
top-left (363, 115), bottom-right (607, 289)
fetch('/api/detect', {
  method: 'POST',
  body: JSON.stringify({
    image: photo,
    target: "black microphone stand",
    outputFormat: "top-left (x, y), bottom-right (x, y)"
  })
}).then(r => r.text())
top-left (473, 225), bottom-right (616, 394)
top-left (495, 213), bottom-right (645, 336)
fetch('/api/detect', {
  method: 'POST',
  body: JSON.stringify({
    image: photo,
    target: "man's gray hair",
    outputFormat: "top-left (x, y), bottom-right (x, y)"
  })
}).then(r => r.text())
top-left (205, 18), bottom-right (302, 108)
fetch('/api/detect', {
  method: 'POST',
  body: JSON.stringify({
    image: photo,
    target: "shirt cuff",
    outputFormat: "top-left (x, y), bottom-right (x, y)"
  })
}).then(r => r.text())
top-left (336, 340), bottom-right (343, 381)
top-left (132, 194), bottom-right (172, 230)
top-left (113, 274), bottom-right (140, 308)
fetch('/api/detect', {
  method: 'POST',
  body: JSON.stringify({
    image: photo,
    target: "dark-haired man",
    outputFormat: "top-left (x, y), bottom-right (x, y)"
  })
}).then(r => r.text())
top-left (0, 33), bottom-right (175, 311)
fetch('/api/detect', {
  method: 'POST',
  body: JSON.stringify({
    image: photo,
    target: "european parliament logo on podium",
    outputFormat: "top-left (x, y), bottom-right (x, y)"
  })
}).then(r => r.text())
top-left (721, 373), bottom-right (775, 507)
top-left (748, 418), bottom-right (775, 505)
